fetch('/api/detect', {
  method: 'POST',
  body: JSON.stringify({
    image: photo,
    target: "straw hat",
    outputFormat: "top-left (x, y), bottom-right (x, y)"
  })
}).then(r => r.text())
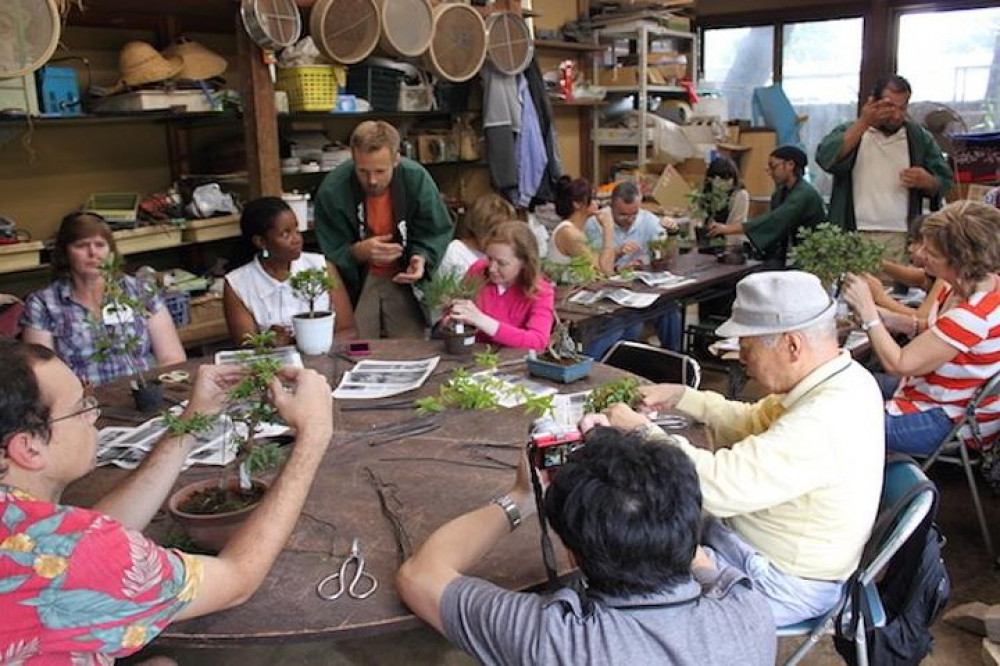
top-left (119, 41), bottom-right (183, 86)
top-left (161, 39), bottom-right (228, 81)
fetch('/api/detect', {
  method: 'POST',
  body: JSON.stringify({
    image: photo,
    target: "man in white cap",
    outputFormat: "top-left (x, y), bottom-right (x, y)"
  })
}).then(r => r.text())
top-left (594, 270), bottom-right (885, 625)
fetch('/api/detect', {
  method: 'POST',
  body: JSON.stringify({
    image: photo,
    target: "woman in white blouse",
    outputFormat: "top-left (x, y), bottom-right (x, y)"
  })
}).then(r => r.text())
top-left (224, 197), bottom-right (356, 346)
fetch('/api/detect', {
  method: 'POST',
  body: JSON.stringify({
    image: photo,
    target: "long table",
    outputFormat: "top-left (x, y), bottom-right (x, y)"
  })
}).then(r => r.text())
top-left (556, 251), bottom-right (761, 351)
top-left (64, 340), bottom-right (710, 647)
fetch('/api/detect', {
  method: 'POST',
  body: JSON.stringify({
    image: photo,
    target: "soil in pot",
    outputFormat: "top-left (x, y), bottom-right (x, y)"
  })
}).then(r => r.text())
top-left (177, 482), bottom-right (266, 514)
top-left (131, 379), bottom-right (164, 412)
top-left (169, 478), bottom-right (269, 553)
top-left (442, 324), bottom-right (476, 356)
top-left (536, 353), bottom-right (584, 366)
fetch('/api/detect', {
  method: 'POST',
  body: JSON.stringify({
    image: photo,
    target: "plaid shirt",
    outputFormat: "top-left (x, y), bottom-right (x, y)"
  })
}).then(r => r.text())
top-left (20, 277), bottom-right (163, 386)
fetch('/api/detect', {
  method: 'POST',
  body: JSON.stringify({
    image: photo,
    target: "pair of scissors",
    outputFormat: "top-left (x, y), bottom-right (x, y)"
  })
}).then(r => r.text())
top-left (158, 370), bottom-right (190, 385)
top-left (316, 538), bottom-right (379, 601)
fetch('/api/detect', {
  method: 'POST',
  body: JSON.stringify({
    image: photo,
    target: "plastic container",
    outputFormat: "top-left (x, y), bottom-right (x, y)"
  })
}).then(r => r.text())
top-left (163, 290), bottom-right (191, 328)
top-left (346, 63), bottom-right (405, 112)
top-left (275, 66), bottom-right (345, 112)
top-left (282, 192), bottom-right (310, 231)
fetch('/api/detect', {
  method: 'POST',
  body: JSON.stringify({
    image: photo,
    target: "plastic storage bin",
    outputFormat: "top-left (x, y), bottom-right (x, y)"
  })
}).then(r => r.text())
top-left (346, 63), bottom-right (405, 112)
top-left (275, 66), bottom-right (345, 112)
top-left (164, 290), bottom-right (191, 328)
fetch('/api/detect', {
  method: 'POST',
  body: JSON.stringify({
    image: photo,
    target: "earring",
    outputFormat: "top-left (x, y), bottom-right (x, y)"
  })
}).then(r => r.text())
top-left (260, 248), bottom-right (271, 260)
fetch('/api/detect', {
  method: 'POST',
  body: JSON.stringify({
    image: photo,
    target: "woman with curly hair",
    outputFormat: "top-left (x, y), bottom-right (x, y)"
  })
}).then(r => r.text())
top-left (843, 200), bottom-right (1000, 454)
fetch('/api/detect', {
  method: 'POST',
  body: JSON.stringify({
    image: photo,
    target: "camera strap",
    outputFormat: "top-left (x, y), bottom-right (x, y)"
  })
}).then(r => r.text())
top-left (528, 455), bottom-right (562, 591)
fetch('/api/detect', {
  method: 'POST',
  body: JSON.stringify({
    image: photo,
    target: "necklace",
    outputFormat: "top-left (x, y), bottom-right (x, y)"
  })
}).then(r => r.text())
top-left (260, 258), bottom-right (291, 282)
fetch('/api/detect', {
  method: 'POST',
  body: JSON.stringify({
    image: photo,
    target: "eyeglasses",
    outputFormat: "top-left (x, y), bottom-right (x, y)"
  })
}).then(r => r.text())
top-left (49, 395), bottom-right (101, 424)
top-left (766, 161), bottom-right (785, 172)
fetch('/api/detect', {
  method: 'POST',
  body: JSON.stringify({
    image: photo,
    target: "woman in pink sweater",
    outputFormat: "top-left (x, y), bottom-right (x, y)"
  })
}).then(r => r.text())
top-left (448, 221), bottom-right (554, 351)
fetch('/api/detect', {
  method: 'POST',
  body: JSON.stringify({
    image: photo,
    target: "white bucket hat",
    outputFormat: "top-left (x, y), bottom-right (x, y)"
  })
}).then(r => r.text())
top-left (716, 271), bottom-right (836, 338)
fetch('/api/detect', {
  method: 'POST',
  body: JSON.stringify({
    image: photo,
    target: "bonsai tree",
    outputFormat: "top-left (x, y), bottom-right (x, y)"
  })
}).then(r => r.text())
top-left (583, 376), bottom-right (641, 414)
top-left (170, 330), bottom-right (288, 520)
top-left (542, 254), bottom-right (601, 286)
top-left (289, 267), bottom-right (335, 318)
top-left (421, 270), bottom-right (484, 317)
top-left (647, 235), bottom-right (678, 270)
top-left (791, 223), bottom-right (885, 291)
top-left (541, 317), bottom-right (585, 363)
top-left (89, 254), bottom-right (162, 407)
top-left (687, 176), bottom-right (734, 225)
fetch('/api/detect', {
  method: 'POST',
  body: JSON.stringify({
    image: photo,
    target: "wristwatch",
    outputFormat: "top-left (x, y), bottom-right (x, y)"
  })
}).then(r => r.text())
top-left (492, 494), bottom-right (523, 531)
top-left (861, 318), bottom-right (883, 332)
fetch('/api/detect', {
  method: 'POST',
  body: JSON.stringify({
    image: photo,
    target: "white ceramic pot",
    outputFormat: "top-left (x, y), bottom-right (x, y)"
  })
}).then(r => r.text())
top-left (293, 311), bottom-right (335, 355)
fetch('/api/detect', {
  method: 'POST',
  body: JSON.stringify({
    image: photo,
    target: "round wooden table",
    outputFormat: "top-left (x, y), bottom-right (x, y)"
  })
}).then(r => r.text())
top-left (64, 340), bottom-right (709, 647)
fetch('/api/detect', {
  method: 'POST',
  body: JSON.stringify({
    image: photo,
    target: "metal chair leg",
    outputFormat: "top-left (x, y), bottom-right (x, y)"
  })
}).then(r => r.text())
top-left (960, 443), bottom-right (996, 558)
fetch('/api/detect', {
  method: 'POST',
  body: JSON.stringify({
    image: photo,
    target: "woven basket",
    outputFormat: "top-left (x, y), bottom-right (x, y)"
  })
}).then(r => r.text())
top-left (275, 65), bottom-right (345, 112)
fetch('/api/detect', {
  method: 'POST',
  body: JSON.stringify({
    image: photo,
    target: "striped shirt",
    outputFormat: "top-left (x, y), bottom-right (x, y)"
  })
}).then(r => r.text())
top-left (888, 281), bottom-right (1000, 446)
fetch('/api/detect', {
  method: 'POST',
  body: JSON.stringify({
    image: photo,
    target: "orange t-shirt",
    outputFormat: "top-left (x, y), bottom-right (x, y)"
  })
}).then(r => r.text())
top-left (365, 192), bottom-right (397, 277)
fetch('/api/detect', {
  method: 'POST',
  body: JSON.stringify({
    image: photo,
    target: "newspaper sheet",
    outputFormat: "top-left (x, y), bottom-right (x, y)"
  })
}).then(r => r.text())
top-left (214, 345), bottom-right (304, 368)
top-left (569, 288), bottom-right (659, 309)
top-left (333, 357), bottom-right (440, 399)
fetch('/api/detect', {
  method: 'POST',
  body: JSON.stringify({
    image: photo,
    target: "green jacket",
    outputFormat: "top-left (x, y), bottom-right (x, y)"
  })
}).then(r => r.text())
top-left (745, 177), bottom-right (826, 267)
top-left (815, 118), bottom-right (953, 231)
top-left (314, 157), bottom-right (453, 304)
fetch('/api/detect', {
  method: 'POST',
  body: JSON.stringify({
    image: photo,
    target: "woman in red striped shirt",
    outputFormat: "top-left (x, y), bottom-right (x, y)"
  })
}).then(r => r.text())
top-left (843, 200), bottom-right (1000, 454)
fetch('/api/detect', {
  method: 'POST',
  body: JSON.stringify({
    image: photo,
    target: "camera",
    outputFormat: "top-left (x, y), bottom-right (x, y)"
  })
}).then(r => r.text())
top-left (529, 421), bottom-right (584, 471)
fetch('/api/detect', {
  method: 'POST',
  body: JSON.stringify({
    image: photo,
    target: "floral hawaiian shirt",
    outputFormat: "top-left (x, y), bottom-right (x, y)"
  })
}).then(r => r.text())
top-left (0, 485), bottom-right (202, 665)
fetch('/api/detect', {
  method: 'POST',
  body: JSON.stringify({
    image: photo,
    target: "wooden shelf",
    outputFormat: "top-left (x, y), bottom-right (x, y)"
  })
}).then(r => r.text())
top-left (551, 98), bottom-right (606, 107)
top-left (534, 39), bottom-right (605, 52)
top-left (0, 111), bottom-right (240, 128)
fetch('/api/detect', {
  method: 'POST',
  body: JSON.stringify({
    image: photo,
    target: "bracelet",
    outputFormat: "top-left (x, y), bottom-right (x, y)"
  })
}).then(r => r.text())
top-left (861, 318), bottom-right (883, 332)
top-left (911, 316), bottom-right (920, 338)
top-left (492, 494), bottom-right (522, 532)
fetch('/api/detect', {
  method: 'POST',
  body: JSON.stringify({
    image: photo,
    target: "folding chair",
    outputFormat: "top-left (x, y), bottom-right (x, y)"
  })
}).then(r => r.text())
top-left (778, 458), bottom-right (937, 666)
top-left (916, 369), bottom-right (1000, 559)
top-left (600, 341), bottom-right (701, 388)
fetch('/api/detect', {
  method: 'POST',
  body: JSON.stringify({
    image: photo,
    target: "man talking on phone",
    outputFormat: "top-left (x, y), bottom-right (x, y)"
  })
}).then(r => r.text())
top-left (816, 74), bottom-right (953, 258)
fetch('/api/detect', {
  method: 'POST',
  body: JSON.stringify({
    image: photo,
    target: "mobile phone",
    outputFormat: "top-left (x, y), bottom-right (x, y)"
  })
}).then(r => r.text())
top-left (347, 341), bottom-right (371, 356)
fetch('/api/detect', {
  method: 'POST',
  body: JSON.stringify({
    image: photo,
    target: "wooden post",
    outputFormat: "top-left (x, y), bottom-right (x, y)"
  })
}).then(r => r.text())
top-left (236, 13), bottom-right (281, 198)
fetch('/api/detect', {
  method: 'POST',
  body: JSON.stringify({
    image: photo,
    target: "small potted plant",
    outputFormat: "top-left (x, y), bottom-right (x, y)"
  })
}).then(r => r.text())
top-left (583, 376), bottom-right (641, 413)
top-left (167, 331), bottom-right (288, 552)
top-left (542, 254), bottom-right (601, 287)
top-left (791, 223), bottom-right (885, 344)
top-left (421, 270), bottom-right (484, 356)
top-left (289, 267), bottom-right (336, 355)
top-left (525, 317), bottom-right (592, 383)
top-left (647, 235), bottom-right (678, 271)
top-left (90, 255), bottom-right (164, 412)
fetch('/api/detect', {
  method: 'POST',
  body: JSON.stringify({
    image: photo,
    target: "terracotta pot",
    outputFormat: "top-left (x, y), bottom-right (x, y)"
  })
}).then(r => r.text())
top-left (167, 478), bottom-right (269, 553)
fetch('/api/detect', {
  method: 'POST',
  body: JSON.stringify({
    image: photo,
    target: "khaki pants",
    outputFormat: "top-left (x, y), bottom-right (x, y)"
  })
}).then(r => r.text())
top-left (858, 230), bottom-right (908, 263)
top-left (355, 273), bottom-right (427, 339)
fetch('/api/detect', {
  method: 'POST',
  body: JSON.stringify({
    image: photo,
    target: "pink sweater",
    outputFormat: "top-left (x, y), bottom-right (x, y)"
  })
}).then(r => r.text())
top-left (466, 259), bottom-right (554, 351)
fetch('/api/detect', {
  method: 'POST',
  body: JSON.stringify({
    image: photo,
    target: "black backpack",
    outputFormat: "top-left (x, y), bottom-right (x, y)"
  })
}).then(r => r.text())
top-left (834, 476), bottom-right (951, 665)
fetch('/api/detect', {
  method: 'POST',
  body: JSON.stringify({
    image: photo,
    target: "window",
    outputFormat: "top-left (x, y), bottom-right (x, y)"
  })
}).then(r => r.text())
top-left (782, 18), bottom-right (864, 196)
top-left (703, 27), bottom-right (773, 122)
top-left (897, 6), bottom-right (1000, 132)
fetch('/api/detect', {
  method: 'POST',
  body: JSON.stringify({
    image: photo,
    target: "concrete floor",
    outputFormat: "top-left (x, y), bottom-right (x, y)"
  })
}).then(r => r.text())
top-left (123, 366), bottom-right (1000, 665)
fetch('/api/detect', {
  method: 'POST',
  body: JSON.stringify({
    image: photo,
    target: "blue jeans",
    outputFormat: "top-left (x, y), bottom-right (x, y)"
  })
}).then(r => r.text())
top-left (703, 518), bottom-right (843, 626)
top-left (875, 373), bottom-right (954, 455)
top-left (654, 303), bottom-right (683, 352)
top-left (885, 408), bottom-right (954, 456)
top-left (583, 322), bottom-right (644, 360)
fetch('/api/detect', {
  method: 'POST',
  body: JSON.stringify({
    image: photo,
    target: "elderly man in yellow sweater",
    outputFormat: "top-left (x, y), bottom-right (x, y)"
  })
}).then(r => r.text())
top-left (594, 271), bottom-right (885, 626)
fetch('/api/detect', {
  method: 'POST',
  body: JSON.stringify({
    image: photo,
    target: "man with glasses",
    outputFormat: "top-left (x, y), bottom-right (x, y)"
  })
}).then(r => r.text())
top-left (707, 146), bottom-right (825, 269)
top-left (0, 340), bottom-right (333, 664)
top-left (817, 74), bottom-right (952, 259)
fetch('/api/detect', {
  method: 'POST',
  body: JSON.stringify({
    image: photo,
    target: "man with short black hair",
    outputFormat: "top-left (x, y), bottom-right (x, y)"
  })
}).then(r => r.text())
top-left (817, 74), bottom-right (952, 258)
top-left (709, 145), bottom-right (826, 268)
top-left (602, 271), bottom-right (884, 625)
top-left (397, 427), bottom-right (776, 664)
top-left (0, 340), bottom-right (334, 664)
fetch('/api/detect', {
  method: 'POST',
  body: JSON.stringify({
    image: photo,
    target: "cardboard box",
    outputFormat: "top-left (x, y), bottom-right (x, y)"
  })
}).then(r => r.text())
top-left (188, 293), bottom-right (223, 327)
top-left (674, 157), bottom-right (707, 188)
top-left (651, 164), bottom-right (693, 210)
